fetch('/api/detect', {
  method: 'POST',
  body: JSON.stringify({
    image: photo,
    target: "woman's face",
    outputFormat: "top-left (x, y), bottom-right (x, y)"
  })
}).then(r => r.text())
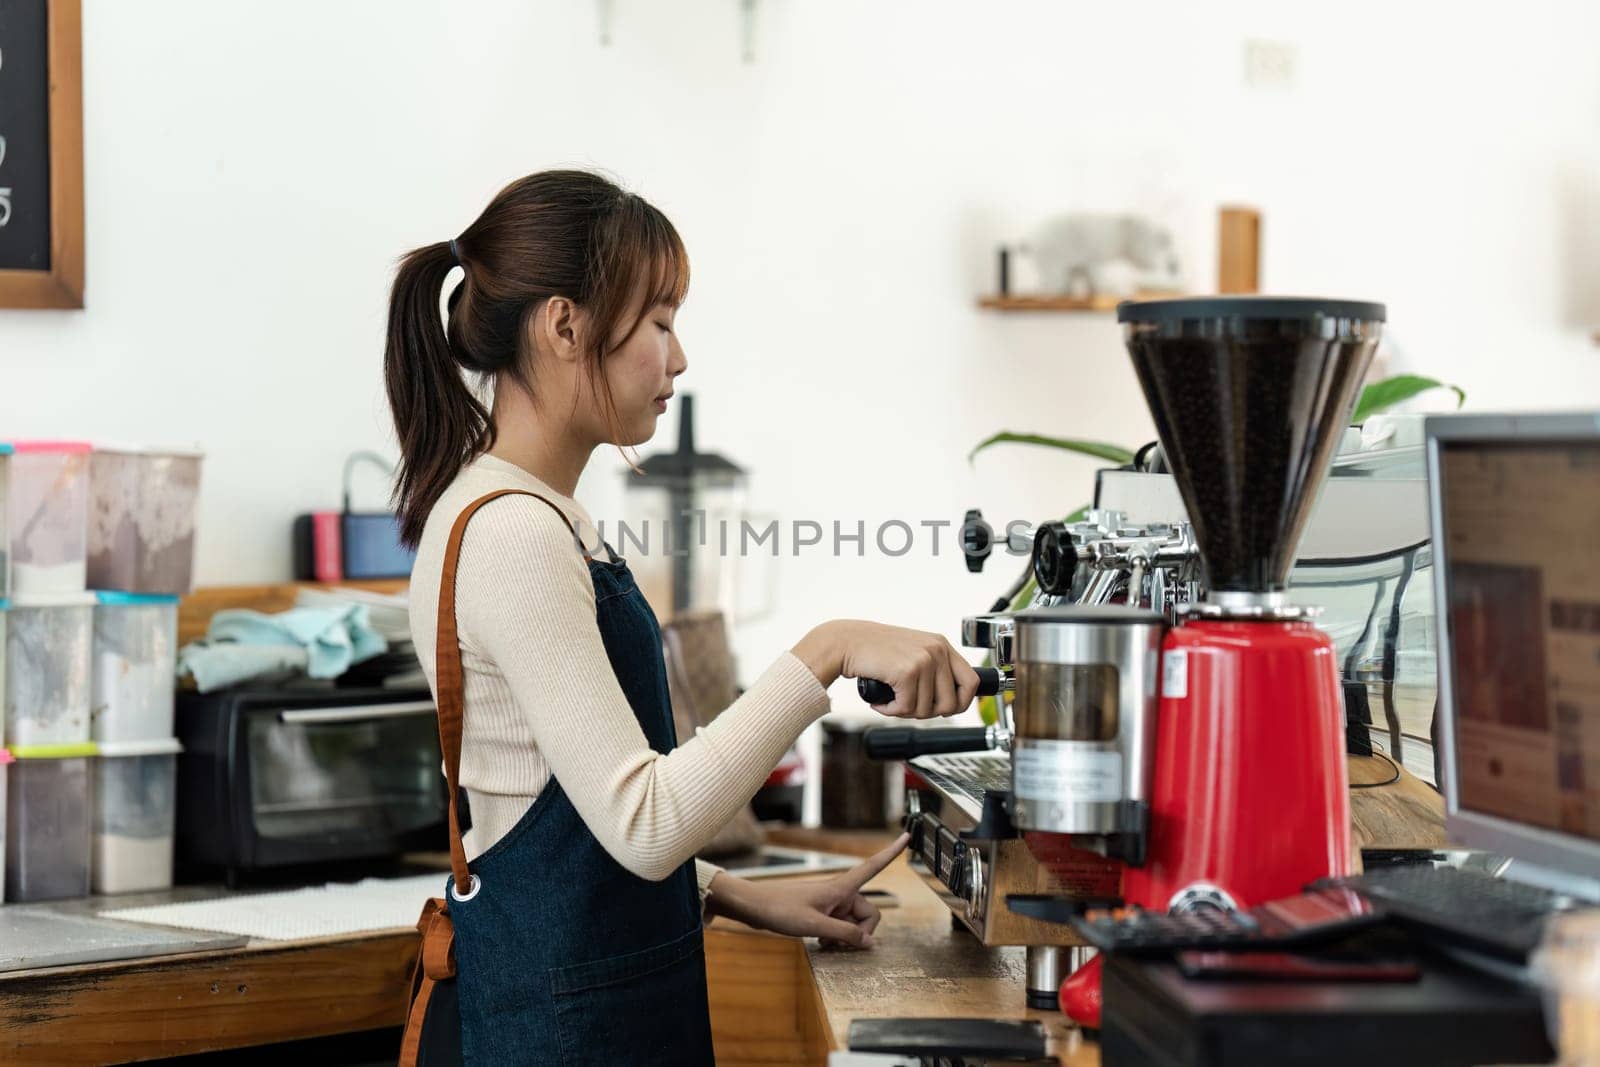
top-left (599, 296), bottom-right (687, 446)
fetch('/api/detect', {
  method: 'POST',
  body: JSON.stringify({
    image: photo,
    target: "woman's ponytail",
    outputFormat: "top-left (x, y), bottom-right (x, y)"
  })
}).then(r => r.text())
top-left (384, 241), bottom-right (491, 548)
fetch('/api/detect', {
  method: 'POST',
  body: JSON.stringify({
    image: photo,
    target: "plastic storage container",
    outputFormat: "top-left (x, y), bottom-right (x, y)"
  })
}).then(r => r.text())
top-left (87, 445), bottom-right (203, 595)
top-left (6, 441), bottom-right (91, 594)
top-left (5, 743), bottom-right (95, 902)
top-left (0, 443), bottom-right (11, 599)
top-left (91, 593), bottom-right (179, 742)
top-left (5, 592), bottom-right (95, 747)
top-left (0, 600), bottom-right (7, 738)
top-left (0, 748), bottom-right (11, 896)
top-left (92, 738), bottom-right (181, 894)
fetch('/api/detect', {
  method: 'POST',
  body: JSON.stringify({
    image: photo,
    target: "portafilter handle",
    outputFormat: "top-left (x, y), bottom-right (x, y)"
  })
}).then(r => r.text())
top-left (862, 724), bottom-right (1002, 760)
top-left (858, 667), bottom-right (1010, 760)
top-left (856, 666), bottom-right (1005, 707)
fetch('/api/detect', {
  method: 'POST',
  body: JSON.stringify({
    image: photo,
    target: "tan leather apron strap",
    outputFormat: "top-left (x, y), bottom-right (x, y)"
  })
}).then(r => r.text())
top-left (399, 899), bottom-right (453, 1067)
top-left (436, 487), bottom-right (590, 895)
top-left (398, 978), bottom-right (429, 1067)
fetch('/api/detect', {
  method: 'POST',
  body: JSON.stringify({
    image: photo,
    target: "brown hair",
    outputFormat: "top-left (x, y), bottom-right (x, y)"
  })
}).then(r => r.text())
top-left (384, 170), bottom-right (689, 547)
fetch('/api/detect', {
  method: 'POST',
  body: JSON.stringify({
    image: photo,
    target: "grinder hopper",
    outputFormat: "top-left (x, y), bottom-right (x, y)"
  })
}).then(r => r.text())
top-left (1118, 296), bottom-right (1385, 600)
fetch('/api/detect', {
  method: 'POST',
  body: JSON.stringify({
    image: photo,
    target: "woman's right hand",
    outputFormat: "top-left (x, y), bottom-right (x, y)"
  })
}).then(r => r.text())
top-left (791, 619), bottom-right (981, 720)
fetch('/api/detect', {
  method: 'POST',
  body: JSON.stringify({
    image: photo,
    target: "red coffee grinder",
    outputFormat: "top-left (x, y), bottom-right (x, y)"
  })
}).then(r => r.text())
top-left (1030, 296), bottom-right (1385, 1024)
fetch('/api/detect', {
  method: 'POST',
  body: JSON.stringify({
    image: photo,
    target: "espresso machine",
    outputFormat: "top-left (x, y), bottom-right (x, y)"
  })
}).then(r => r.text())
top-left (861, 514), bottom-right (1205, 1010)
top-left (864, 512), bottom-right (1208, 1011)
top-left (862, 295), bottom-right (1385, 1026)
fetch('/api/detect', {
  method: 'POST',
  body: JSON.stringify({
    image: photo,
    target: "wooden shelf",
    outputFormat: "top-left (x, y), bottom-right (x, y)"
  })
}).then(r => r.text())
top-left (977, 204), bottom-right (1262, 312)
top-left (977, 290), bottom-right (1183, 312)
top-left (179, 579), bottom-right (409, 647)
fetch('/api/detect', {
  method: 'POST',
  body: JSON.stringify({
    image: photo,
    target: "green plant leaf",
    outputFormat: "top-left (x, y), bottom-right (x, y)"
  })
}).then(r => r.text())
top-left (1352, 375), bottom-right (1466, 424)
top-left (969, 433), bottom-right (1135, 466)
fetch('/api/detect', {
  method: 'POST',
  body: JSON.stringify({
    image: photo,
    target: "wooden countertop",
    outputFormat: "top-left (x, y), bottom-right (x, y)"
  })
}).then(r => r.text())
top-left (798, 850), bottom-right (1095, 1064)
top-left (1348, 754), bottom-right (1450, 851)
top-left (0, 757), bottom-right (1444, 1065)
top-left (0, 873), bottom-right (435, 1064)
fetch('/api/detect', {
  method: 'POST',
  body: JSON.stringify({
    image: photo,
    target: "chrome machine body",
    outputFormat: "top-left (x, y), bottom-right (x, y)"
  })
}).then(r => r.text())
top-left (1008, 605), bottom-right (1164, 851)
top-left (882, 513), bottom-right (1202, 1008)
top-left (886, 524), bottom-right (1195, 1009)
top-left (895, 611), bottom-right (1117, 1010)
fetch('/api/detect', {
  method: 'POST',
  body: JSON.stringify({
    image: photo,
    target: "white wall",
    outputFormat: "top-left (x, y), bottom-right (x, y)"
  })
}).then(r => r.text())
top-left (3, 0), bottom-right (1599, 710)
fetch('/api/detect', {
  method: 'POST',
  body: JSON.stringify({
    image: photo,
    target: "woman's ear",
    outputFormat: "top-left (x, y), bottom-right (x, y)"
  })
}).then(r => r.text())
top-left (532, 296), bottom-right (584, 365)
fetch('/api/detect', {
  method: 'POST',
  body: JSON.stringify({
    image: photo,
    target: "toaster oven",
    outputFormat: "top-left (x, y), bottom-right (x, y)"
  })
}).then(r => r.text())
top-left (175, 685), bottom-right (448, 884)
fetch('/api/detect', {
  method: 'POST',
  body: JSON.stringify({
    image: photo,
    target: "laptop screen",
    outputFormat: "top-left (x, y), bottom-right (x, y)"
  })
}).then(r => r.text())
top-left (1439, 439), bottom-right (1600, 846)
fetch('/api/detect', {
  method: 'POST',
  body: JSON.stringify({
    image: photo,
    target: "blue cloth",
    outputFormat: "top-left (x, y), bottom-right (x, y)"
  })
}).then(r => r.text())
top-left (449, 547), bottom-right (714, 1065)
top-left (178, 603), bottom-right (388, 692)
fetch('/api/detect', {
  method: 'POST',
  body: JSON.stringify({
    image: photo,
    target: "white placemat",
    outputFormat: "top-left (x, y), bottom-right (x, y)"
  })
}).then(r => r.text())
top-left (98, 873), bottom-right (446, 940)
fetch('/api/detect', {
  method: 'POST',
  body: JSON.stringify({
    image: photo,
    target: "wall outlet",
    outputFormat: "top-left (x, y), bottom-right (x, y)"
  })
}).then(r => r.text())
top-left (1244, 39), bottom-right (1298, 90)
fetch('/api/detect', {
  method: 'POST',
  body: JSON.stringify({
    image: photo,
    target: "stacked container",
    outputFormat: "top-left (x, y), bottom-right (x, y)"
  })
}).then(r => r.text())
top-left (3, 584), bottom-right (97, 902)
top-left (5, 742), bottom-right (96, 902)
top-left (0, 445), bottom-right (94, 902)
top-left (6, 441), bottom-right (91, 594)
top-left (87, 445), bottom-right (202, 594)
top-left (0, 443), bottom-right (199, 902)
top-left (88, 593), bottom-right (182, 893)
top-left (80, 446), bottom-right (199, 897)
top-left (0, 443), bottom-right (11, 598)
top-left (0, 598), bottom-right (7, 734)
top-left (5, 592), bottom-right (95, 746)
top-left (92, 593), bottom-right (179, 741)
top-left (92, 738), bottom-right (180, 893)
top-left (0, 747), bottom-right (11, 895)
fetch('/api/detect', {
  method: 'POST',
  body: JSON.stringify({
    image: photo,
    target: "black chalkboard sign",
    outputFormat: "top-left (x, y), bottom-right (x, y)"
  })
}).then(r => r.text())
top-left (0, 0), bottom-right (50, 271)
top-left (0, 0), bottom-right (82, 308)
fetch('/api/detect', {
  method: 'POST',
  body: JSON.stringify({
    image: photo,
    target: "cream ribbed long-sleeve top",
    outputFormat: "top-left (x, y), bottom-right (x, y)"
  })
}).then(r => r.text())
top-left (408, 454), bottom-right (831, 905)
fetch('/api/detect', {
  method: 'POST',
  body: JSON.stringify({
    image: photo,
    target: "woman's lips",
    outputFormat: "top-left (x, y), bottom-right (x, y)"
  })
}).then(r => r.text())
top-left (654, 396), bottom-right (669, 412)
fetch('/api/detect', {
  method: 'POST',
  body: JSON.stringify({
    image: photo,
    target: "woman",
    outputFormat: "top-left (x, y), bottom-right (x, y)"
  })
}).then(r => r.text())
top-left (388, 170), bottom-right (979, 1064)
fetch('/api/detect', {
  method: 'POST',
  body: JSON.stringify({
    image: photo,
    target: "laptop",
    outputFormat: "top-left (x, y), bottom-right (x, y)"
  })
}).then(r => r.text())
top-left (1330, 412), bottom-right (1600, 962)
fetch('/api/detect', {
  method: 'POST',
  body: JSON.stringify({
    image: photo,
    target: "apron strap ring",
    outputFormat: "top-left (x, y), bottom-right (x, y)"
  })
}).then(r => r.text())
top-left (448, 873), bottom-right (482, 902)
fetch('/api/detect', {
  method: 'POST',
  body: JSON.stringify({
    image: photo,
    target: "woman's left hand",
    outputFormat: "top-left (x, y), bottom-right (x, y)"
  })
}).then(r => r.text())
top-left (705, 832), bottom-right (909, 948)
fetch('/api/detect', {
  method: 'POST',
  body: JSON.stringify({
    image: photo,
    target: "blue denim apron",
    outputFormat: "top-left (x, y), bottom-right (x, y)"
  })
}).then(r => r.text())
top-left (444, 497), bottom-right (715, 1065)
